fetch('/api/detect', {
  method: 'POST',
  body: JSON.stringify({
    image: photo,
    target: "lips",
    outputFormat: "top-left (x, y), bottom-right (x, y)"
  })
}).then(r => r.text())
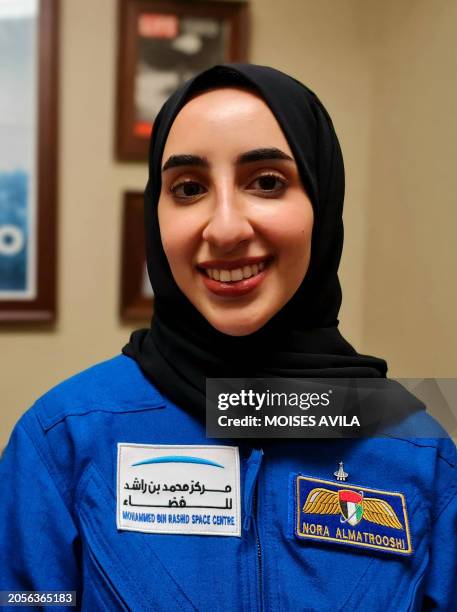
top-left (197, 256), bottom-right (272, 297)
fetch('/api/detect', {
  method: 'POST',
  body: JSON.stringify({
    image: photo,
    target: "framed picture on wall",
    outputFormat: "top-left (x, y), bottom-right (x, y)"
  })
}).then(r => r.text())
top-left (120, 191), bottom-right (154, 321)
top-left (115, 0), bottom-right (249, 160)
top-left (0, 0), bottom-right (59, 323)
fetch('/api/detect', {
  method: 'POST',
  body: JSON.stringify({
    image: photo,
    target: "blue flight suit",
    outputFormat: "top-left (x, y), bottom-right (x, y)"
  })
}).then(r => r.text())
top-left (0, 354), bottom-right (456, 611)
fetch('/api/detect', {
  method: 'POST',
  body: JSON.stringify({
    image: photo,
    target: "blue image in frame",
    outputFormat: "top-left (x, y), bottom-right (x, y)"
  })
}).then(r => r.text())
top-left (0, 4), bottom-right (38, 300)
top-left (0, 170), bottom-right (28, 292)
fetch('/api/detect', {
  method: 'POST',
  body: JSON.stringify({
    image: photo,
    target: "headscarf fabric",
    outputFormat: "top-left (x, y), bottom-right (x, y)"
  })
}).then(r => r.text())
top-left (123, 64), bottom-right (389, 416)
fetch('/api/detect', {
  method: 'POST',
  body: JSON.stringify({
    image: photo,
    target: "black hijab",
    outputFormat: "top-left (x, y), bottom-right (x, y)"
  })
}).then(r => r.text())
top-left (123, 63), bottom-right (389, 416)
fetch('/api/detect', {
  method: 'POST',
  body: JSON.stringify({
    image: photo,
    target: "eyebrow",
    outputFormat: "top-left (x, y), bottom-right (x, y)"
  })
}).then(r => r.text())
top-left (161, 147), bottom-right (294, 172)
top-left (237, 148), bottom-right (295, 164)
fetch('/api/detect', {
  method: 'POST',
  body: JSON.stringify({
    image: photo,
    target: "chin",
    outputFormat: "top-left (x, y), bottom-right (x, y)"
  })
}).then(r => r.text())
top-left (208, 312), bottom-right (272, 337)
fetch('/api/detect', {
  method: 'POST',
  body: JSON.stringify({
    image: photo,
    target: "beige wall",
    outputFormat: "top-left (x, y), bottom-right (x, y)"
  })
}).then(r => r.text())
top-left (1, 0), bottom-right (455, 447)
top-left (362, 0), bottom-right (457, 377)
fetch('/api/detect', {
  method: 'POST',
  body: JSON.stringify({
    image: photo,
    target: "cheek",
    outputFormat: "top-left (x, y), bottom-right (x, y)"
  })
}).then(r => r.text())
top-left (159, 205), bottom-right (196, 268)
top-left (264, 207), bottom-right (313, 304)
top-left (268, 205), bottom-right (314, 265)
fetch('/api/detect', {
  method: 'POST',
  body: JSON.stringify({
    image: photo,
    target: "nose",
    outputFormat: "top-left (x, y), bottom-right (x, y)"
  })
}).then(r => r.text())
top-left (202, 186), bottom-right (254, 252)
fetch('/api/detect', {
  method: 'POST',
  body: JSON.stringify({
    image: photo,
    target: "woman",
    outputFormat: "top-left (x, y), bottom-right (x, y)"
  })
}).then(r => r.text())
top-left (1, 64), bottom-right (456, 611)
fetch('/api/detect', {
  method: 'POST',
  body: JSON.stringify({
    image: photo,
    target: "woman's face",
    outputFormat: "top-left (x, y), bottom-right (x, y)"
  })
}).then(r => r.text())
top-left (158, 87), bottom-right (314, 336)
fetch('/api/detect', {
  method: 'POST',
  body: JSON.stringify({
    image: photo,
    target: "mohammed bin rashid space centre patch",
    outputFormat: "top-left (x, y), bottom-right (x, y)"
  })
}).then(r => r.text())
top-left (294, 475), bottom-right (413, 555)
top-left (117, 444), bottom-right (241, 536)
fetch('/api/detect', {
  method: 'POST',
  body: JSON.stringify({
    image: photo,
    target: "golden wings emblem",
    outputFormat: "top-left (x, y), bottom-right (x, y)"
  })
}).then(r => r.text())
top-left (303, 487), bottom-right (403, 529)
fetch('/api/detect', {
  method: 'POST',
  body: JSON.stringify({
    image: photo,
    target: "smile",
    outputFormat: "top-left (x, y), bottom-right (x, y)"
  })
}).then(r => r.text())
top-left (197, 257), bottom-right (272, 297)
top-left (204, 261), bottom-right (265, 282)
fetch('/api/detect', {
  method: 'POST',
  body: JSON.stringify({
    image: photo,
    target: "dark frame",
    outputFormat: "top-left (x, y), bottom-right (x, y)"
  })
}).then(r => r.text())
top-left (115, 0), bottom-right (249, 160)
top-left (0, 0), bottom-right (59, 323)
top-left (120, 191), bottom-right (154, 321)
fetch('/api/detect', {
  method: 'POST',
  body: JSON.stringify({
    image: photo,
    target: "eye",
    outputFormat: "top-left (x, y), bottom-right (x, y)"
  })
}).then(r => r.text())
top-left (169, 180), bottom-right (207, 200)
top-left (247, 172), bottom-right (288, 196)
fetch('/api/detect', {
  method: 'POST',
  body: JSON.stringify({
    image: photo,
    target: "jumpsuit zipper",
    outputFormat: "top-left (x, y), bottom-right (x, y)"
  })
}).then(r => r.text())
top-left (253, 486), bottom-right (264, 612)
top-left (242, 448), bottom-right (264, 612)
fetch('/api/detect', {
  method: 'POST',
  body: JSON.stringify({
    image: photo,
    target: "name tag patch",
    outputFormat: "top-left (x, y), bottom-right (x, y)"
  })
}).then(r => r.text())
top-left (117, 444), bottom-right (240, 536)
top-left (294, 475), bottom-right (412, 555)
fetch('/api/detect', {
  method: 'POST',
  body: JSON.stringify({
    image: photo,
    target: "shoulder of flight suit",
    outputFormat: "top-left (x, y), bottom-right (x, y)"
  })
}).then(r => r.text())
top-left (27, 353), bottom-right (166, 433)
top-left (382, 407), bottom-right (457, 517)
top-left (382, 407), bottom-right (456, 467)
top-left (4, 355), bottom-right (168, 512)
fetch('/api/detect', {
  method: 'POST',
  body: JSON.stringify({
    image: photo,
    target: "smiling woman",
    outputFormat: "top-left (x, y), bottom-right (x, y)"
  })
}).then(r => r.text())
top-left (0, 64), bottom-right (456, 611)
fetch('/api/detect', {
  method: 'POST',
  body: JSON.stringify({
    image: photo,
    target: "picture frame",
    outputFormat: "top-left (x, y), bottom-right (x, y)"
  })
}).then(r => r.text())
top-left (0, 0), bottom-right (59, 323)
top-left (120, 191), bottom-right (154, 321)
top-left (115, 0), bottom-right (249, 161)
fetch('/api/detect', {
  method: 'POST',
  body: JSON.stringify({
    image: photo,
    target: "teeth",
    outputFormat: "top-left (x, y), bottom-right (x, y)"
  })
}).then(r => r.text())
top-left (204, 261), bottom-right (268, 282)
top-left (242, 265), bottom-right (252, 279)
top-left (230, 268), bottom-right (243, 281)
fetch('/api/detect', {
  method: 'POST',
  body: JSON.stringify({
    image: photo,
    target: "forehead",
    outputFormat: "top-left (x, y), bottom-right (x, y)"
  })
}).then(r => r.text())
top-left (162, 87), bottom-right (293, 159)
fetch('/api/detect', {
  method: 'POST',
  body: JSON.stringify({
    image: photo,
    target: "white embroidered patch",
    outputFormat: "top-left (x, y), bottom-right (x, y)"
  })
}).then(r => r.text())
top-left (117, 444), bottom-right (241, 536)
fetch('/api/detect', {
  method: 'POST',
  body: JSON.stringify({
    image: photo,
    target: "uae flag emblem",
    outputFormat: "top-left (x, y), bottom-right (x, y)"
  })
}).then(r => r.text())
top-left (338, 490), bottom-right (363, 526)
